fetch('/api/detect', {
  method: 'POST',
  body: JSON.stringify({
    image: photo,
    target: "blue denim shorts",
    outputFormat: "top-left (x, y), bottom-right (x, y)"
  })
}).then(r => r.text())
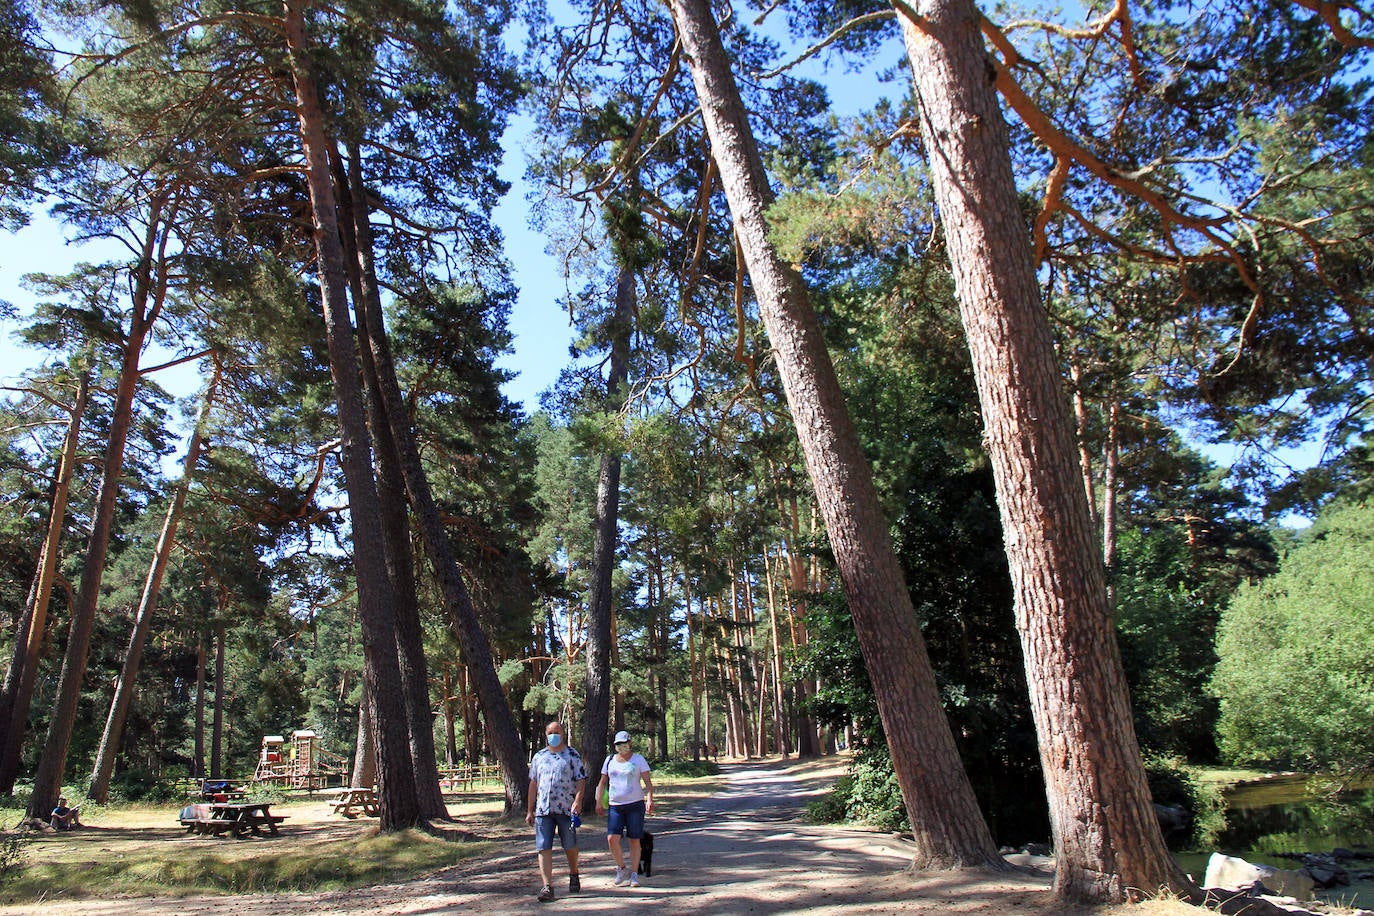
top-left (607, 800), bottom-right (646, 840)
top-left (534, 813), bottom-right (576, 851)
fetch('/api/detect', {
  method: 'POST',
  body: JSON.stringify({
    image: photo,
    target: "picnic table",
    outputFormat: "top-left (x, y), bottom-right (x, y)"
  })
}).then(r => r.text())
top-left (180, 802), bottom-right (286, 837)
top-left (330, 787), bottom-right (379, 818)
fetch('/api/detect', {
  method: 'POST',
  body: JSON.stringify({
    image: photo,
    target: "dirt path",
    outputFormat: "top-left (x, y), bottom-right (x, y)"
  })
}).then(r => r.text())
top-left (9, 761), bottom-right (1064, 915)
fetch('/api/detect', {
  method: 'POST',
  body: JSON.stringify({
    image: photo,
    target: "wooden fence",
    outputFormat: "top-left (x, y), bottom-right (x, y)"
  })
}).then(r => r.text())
top-left (438, 764), bottom-right (504, 793)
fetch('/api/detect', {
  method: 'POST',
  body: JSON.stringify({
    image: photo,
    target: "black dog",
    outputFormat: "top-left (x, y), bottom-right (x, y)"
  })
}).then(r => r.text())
top-left (638, 831), bottom-right (654, 876)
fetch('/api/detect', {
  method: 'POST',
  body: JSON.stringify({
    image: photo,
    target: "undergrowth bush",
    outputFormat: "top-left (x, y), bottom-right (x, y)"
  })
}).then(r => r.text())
top-left (805, 775), bottom-right (852, 824)
top-left (109, 769), bottom-right (182, 803)
top-left (0, 830), bottom-right (29, 887)
top-left (1143, 755), bottom-right (1227, 849)
top-left (845, 749), bottom-right (909, 833)
top-left (804, 747), bottom-right (909, 833)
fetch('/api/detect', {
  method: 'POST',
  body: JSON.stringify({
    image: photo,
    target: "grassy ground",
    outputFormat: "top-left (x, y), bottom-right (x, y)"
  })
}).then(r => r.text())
top-left (0, 772), bottom-right (723, 905)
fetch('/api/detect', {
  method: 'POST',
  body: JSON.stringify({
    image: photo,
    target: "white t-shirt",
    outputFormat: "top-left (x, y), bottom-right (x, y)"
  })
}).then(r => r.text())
top-left (601, 752), bottom-right (651, 805)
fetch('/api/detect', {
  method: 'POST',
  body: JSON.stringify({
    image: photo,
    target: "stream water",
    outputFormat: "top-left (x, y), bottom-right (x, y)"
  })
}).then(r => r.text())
top-left (1174, 774), bottom-right (1374, 908)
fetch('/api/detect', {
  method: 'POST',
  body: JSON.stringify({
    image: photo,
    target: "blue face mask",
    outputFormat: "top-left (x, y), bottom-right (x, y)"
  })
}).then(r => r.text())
top-left (547, 733), bottom-right (563, 748)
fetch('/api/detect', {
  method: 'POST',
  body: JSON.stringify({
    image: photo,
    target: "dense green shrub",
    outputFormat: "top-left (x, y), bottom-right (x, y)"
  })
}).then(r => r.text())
top-left (805, 775), bottom-right (853, 824)
top-left (1211, 501), bottom-right (1374, 771)
top-left (844, 747), bottom-right (909, 833)
top-left (1142, 754), bottom-right (1195, 809)
top-left (109, 769), bottom-right (182, 803)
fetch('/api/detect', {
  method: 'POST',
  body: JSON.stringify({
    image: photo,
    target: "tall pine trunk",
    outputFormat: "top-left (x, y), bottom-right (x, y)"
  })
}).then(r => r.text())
top-left (1068, 357), bottom-right (1099, 531)
top-left (192, 634), bottom-right (206, 779)
top-left (211, 620), bottom-right (226, 779)
top-left (667, 0), bottom-right (1001, 867)
top-left (0, 369), bottom-right (89, 793)
top-left (27, 197), bottom-right (170, 820)
top-left (284, 0), bottom-right (420, 829)
top-left (1102, 404), bottom-right (1120, 608)
top-left (583, 257), bottom-right (635, 797)
top-left (442, 669), bottom-right (459, 767)
top-left (337, 145), bottom-right (447, 820)
top-left (895, 0), bottom-right (1188, 900)
top-left (89, 370), bottom-right (219, 803)
top-left (337, 138), bottom-right (529, 816)
top-left (353, 687), bottom-right (377, 788)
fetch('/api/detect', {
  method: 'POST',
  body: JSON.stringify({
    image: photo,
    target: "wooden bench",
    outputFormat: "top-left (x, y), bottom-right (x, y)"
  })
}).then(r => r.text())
top-left (183, 817), bottom-right (239, 836)
top-left (330, 788), bottom-right (379, 818)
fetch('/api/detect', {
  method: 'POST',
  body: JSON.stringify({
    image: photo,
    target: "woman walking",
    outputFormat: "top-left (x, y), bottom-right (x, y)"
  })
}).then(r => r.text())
top-left (595, 730), bottom-right (654, 887)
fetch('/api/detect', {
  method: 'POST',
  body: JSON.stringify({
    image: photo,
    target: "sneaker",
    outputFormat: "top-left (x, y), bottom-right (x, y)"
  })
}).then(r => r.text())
top-left (630, 871), bottom-right (641, 888)
top-left (537, 884), bottom-right (555, 902)
top-left (569, 874), bottom-right (581, 894)
top-left (614, 866), bottom-right (628, 886)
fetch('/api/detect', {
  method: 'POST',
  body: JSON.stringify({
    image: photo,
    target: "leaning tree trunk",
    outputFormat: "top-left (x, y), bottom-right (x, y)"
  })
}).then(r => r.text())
top-left (895, 0), bottom-right (1189, 901)
top-left (284, 0), bottom-right (421, 829)
top-left (0, 369), bottom-right (89, 793)
top-left (667, 0), bottom-right (1001, 868)
top-left (340, 141), bottom-right (530, 816)
top-left (582, 256), bottom-right (635, 797)
top-left (27, 196), bottom-right (170, 820)
top-left (89, 369), bottom-right (219, 803)
top-left (338, 143), bottom-right (447, 821)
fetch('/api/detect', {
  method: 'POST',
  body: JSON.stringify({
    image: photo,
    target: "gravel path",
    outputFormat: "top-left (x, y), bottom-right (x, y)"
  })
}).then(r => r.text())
top-left (9, 760), bottom-right (1060, 915)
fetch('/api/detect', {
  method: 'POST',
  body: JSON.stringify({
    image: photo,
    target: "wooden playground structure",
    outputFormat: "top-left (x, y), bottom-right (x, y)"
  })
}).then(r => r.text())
top-left (252, 730), bottom-right (349, 790)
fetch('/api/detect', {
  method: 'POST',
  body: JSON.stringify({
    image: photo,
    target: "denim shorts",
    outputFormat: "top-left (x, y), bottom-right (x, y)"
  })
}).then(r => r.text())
top-left (607, 800), bottom-right (646, 840)
top-left (534, 813), bottom-right (577, 851)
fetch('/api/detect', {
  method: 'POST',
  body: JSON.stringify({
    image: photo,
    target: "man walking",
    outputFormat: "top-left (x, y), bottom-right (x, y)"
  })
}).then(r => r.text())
top-left (526, 720), bottom-right (586, 902)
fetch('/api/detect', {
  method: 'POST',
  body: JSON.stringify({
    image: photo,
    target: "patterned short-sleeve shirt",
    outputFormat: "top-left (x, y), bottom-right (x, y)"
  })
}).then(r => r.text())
top-left (530, 746), bottom-right (587, 816)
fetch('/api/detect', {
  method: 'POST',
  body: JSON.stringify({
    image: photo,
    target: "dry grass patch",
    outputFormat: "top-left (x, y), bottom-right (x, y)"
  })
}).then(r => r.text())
top-left (0, 796), bottom-right (492, 905)
top-left (0, 769), bottom-right (727, 906)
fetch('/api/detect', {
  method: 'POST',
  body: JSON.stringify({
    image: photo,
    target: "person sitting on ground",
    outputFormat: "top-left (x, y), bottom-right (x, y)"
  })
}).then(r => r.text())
top-left (50, 796), bottom-right (81, 830)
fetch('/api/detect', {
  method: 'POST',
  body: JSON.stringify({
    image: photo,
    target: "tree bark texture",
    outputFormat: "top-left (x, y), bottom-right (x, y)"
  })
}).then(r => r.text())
top-left (284, 0), bottom-right (420, 829)
top-left (337, 136), bottom-right (529, 816)
top-left (1068, 358), bottom-right (1099, 532)
top-left (582, 258), bottom-right (635, 795)
top-left (89, 369), bottom-right (219, 803)
top-left (1102, 404), bottom-right (1119, 598)
top-left (353, 685), bottom-right (377, 788)
top-left (895, 0), bottom-right (1189, 900)
top-left (338, 146), bottom-right (447, 820)
top-left (27, 195), bottom-right (169, 820)
top-left (667, 0), bottom-right (1001, 868)
top-left (211, 620), bottom-right (226, 779)
top-left (193, 635), bottom-right (206, 779)
top-left (0, 370), bottom-right (89, 793)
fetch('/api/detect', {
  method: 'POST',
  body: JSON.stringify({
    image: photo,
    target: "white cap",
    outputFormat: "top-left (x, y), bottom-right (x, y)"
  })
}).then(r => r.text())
top-left (614, 730), bottom-right (631, 744)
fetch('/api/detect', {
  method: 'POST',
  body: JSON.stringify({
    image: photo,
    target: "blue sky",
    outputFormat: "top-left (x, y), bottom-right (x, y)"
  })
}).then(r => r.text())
top-left (0, 157), bottom-right (567, 415)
